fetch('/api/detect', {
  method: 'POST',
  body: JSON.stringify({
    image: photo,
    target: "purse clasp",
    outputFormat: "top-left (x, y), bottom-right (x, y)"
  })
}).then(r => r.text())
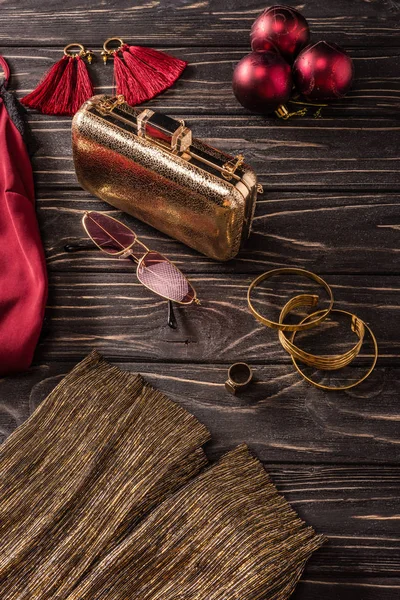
top-left (137, 109), bottom-right (192, 154)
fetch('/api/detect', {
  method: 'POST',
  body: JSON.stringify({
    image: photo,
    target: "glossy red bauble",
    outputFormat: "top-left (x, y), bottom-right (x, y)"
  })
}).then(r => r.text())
top-left (293, 41), bottom-right (354, 101)
top-left (251, 5), bottom-right (310, 63)
top-left (232, 51), bottom-right (292, 114)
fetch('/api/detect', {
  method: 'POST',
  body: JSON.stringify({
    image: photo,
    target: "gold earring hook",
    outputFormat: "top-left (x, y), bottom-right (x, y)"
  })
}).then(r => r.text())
top-left (64, 43), bottom-right (85, 57)
top-left (63, 43), bottom-right (93, 63)
top-left (101, 37), bottom-right (125, 64)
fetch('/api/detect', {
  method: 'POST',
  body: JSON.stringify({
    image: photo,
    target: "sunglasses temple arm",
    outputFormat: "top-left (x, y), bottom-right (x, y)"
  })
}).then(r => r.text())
top-left (167, 300), bottom-right (177, 329)
top-left (64, 242), bottom-right (97, 253)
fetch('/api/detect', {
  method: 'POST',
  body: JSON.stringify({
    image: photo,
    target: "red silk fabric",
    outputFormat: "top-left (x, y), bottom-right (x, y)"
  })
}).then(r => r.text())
top-left (0, 55), bottom-right (47, 374)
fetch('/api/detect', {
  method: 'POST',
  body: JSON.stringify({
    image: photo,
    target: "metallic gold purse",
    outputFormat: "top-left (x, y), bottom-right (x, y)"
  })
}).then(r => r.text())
top-left (72, 95), bottom-right (262, 261)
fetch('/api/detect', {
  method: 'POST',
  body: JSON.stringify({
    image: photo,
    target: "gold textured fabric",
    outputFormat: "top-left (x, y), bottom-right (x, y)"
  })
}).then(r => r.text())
top-left (0, 351), bottom-right (210, 599)
top-left (66, 445), bottom-right (325, 600)
top-left (0, 352), bottom-right (324, 600)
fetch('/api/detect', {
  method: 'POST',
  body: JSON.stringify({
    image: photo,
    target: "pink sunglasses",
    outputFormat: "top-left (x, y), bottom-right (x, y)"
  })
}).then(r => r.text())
top-left (66, 211), bottom-right (199, 328)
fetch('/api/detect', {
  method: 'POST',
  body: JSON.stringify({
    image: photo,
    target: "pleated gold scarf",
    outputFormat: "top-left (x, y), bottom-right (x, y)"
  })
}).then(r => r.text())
top-left (0, 352), bottom-right (325, 600)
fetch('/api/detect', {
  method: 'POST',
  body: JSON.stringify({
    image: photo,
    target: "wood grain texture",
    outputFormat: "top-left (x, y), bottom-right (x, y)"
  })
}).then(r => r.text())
top-left (40, 272), bottom-right (398, 364)
top-left (1, 361), bottom-right (399, 466)
top-left (0, 0), bottom-right (399, 47)
top-left (292, 578), bottom-right (400, 600)
top-left (2, 47), bottom-right (399, 117)
top-left (26, 113), bottom-right (400, 191)
top-left (38, 190), bottom-right (400, 275)
top-left (0, 362), bottom-right (399, 576)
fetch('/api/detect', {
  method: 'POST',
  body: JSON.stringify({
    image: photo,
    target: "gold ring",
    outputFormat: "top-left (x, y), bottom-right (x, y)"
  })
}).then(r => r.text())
top-left (278, 295), bottom-right (365, 370)
top-left (63, 43), bottom-right (86, 57)
top-left (290, 309), bottom-right (378, 390)
top-left (225, 363), bottom-right (253, 395)
top-left (247, 268), bottom-right (334, 332)
top-left (103, 37), bottom-right (125, 53)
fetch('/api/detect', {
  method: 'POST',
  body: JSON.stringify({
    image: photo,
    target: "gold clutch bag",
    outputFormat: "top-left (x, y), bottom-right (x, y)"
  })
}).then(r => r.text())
top-left (72, 95), bottom-right (262, 261)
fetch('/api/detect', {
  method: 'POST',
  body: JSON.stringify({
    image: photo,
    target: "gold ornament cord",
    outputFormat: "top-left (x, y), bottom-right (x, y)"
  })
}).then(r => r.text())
top-left (0, 352), bottom-right (325, 599)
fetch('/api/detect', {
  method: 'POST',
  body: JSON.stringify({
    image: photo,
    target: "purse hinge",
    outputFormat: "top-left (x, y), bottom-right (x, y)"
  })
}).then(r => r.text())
top-left (96, 95), bottom-right (125, 115)
top-left (222, 154), bottom-right (245, 180)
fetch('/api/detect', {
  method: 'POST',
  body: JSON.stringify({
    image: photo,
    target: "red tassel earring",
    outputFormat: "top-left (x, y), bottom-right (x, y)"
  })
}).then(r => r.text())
top-left (22, 44), bottom-right (94, 116)
top-left (101, 37), bottom-right (187, 105)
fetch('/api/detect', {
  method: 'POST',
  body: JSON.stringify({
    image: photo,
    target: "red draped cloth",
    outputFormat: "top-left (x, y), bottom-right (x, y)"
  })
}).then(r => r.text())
top-left (0, 55), bottom-right (47, 374)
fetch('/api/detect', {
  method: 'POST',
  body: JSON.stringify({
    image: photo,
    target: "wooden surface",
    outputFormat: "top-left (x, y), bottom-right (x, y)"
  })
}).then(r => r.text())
top-left (1, 1), bottom-right (400, 598)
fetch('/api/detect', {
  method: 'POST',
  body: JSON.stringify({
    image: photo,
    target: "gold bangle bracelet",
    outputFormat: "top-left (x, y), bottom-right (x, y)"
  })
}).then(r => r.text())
top-left (278, 295), bottom-right (366, 371)
top-left (247, 268), bottom-right (334, 332)
top-left (290, 309), bottom-right (378, 391)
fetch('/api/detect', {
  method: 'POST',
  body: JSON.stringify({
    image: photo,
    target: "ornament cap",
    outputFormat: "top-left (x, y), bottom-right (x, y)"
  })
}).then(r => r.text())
top-left (275, 105), bottom-right (290, 119)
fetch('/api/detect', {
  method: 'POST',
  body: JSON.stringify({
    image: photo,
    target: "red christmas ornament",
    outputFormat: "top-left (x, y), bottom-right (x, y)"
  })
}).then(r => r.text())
top-left (232, 51), bottom-right (292, 114)
top-left (251, 5), bottom-right (310, 63)
top-left (293, 41), bottom-right (354, 101)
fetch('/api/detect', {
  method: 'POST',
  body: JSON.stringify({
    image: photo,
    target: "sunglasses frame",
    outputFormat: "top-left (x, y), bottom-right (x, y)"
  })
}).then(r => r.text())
top-left (82, 211), bottom-right (199, 306)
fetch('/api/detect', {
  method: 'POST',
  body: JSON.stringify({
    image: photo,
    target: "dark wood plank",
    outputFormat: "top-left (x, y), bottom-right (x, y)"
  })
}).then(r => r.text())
top-left (27, 113), bottom-right (400, 191)
top-left (12, 360), bottom-right (398, 465)
top-left (0, 0), bottom-right (398, 47)
top-left (38, 190), bottom-right (400, 275)
top-left (1, 361), bottom-right (399, 574)
top-left (2, 47), bottom-right (399, 117)
top-left (292, 578), bottom-right (400, 600)
top-left (39, 272), bottom-right (397, 364)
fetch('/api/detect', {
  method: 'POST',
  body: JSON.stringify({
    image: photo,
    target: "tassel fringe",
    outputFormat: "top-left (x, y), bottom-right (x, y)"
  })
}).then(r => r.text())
top-left (21, 45), bottom-right (186, 112)
top-left (73, 56), bottom-right (95, 113)
top-left (114, 44), bottom-right (187, 105)
top-left (21, 55), bottom-right (93, 116)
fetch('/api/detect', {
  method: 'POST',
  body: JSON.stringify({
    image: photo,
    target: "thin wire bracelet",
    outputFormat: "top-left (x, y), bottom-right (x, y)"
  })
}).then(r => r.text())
top-left (290, 309), bottom-right (379, 391)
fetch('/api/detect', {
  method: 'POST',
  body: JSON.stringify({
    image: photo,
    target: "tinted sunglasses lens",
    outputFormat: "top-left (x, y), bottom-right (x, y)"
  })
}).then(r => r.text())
top-left (137, 251), bottom-right (195, 304)
top-left (84, 212), bottom-right (135, 254)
